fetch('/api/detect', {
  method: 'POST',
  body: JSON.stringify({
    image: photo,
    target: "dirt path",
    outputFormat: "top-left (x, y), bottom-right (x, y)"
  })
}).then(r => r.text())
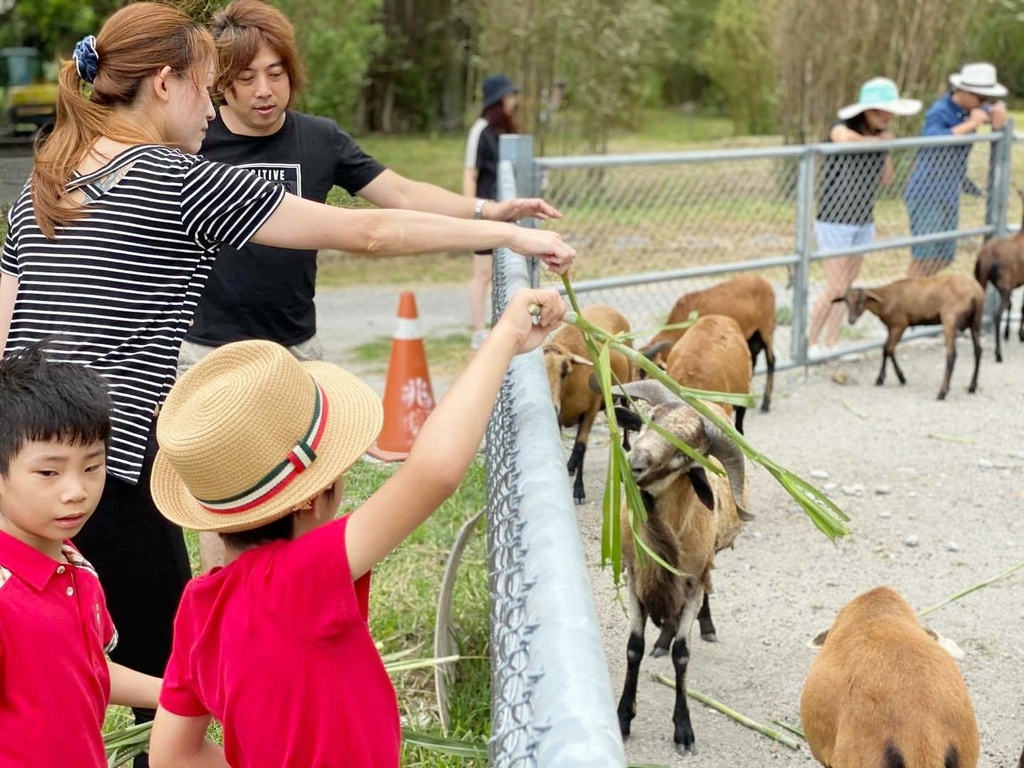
top-left (321, 284), bottom-right (1023, 766)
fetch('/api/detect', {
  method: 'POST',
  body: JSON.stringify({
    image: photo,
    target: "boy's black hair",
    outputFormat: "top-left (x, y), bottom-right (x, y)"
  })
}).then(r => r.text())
top-left (219, 512), bottom-right (295, 550)
top-left (0, 341), bottom-right (112, 476)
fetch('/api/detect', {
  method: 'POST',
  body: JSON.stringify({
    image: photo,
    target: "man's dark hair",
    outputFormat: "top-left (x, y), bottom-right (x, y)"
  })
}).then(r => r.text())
top-left (219, 512), bottom-right (295, 550)
top-left (0, 341), bottom-right (111, 476)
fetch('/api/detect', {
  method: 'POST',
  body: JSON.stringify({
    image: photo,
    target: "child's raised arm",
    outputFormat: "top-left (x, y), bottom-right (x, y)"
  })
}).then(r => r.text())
top-left (345, 288), bottom-right (566, 580)
top-left (149, 707), bottom-right (229, 768)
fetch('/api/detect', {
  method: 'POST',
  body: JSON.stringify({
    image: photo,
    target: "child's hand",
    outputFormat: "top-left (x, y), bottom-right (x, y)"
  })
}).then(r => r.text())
top-left (497, 289), bottom-right (566, 354)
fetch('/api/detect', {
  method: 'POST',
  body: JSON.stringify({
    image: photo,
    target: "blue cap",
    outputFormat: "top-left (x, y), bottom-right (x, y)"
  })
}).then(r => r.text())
top-left (482, 74), bottom-right (517, 110)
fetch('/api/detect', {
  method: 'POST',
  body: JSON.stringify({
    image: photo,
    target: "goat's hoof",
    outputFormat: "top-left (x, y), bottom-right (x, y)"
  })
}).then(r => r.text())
top-left (650, 646), bottom-right (668, 658)
top-left (874, 379), bottom-right (884, 387)
top-left (968, 385), bottom-right (977, 394)
top-left (760, 402), bottom-right (770, 413)
top-left (573, 495), bottom-right (585, 505)
top-left (937, 391), bottom-right (947, 401)
top-left (700, 631), bottom-right (718, 643)
top-left (675, 742), bottom-right (698, 757)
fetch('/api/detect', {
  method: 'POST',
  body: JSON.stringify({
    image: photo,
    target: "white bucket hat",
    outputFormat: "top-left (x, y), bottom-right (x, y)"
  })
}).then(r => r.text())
top-left (838, 77), bottom-right (922, 120)
top-left (949, 63), bottom-right (1007, 98)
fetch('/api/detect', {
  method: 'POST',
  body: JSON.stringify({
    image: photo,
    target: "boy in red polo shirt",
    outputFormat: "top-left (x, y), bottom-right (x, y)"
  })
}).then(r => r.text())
top-left (146, 288), bottom-right (566, 767)
top-left (0, 344), bottom-right (163, 767)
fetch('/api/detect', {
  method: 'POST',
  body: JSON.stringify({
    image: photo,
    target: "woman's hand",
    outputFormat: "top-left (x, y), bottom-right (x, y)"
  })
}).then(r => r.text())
top-left (494, 289), bottom-right (566, 355)
top-left (487, 198), bottom-right (563, 222)
top-left (509, 228), bottom-right (576, 274)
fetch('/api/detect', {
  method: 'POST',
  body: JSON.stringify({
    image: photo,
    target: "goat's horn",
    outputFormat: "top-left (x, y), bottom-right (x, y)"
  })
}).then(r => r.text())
top-left (701, 417), bottom-right (752, 521)
top-left (610, 379), bottom-right (680, 406)
top-left (640, 340), bottom-right (673, 360)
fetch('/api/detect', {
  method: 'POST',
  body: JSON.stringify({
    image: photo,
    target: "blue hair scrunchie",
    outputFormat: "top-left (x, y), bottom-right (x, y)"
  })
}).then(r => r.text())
top-left (73, 35), bottom-right (99, 84)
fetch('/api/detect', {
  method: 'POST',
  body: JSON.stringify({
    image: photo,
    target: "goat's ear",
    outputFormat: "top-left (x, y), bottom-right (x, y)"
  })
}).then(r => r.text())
top-left (614, 406), bottom-right (643, 433)
top-left (641, 340), bottom-right (673, 360)
top-left (809, 629), bottom-right (829, 648)
top-left (864, 291), bottom-right (883, 304)
top-left (830, 295), bottom-right (846, 305)
top-left (569, 353), bottom-right (594, 366)
top-left (688, 466), bottom-right (715, 510)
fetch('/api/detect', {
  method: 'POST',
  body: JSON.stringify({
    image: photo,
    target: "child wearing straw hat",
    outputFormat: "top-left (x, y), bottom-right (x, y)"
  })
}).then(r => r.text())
top-left (146, 287), bottom-right (565, 767)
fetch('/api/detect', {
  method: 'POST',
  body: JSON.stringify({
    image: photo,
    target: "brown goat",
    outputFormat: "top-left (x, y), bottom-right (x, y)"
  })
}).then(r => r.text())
top-left (834, 274), bottom-right (984, 400)
top-left (543, 304), bottom-right (632, 503)
top-left (642, 274), bottom-right (776, 413)
top-left (612, 380), bottom-right (749, 756)
top-left (665, 314), bottom-right (752, 434)
top-left (800, 586), bottom-right (979, 768)
top-left (974, 198), bottom-right (1024, 363)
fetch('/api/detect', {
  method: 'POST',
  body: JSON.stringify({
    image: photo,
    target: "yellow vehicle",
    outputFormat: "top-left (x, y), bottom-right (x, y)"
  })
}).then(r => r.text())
top-left (0, 47), bottom-right (58, 137)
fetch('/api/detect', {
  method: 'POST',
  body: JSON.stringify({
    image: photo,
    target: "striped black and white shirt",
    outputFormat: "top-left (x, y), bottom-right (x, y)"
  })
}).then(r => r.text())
top-left (1, 144), bottom-right (286, 483)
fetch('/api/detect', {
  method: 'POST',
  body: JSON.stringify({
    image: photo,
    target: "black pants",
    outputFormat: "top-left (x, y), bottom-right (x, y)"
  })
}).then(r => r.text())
top-left (74, 431), bottom-right (192, 767)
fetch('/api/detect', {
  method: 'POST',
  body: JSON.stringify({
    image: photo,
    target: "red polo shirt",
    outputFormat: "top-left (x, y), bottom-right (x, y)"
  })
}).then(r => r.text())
top-left (160, 516), bottom-right (400, 767)
top-left (0, 532), bottom-right (116, 768)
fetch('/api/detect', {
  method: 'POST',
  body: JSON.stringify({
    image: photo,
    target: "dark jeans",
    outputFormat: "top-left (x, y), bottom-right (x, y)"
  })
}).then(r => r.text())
top-left (73, 431), bottom-right (192, 767)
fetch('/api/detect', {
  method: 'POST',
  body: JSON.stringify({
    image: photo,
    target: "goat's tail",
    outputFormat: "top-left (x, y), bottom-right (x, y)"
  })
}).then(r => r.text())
top-left (975, 249), bottom-right (1003, 288)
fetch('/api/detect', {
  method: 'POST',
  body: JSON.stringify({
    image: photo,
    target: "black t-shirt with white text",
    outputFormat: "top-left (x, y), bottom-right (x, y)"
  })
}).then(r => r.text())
top-left (187, 110), bottom-right (386, 346)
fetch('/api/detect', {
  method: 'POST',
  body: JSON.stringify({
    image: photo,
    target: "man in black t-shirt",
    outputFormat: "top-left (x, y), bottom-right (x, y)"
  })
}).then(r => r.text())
top-left (180, 0), bottom-right (561, 376)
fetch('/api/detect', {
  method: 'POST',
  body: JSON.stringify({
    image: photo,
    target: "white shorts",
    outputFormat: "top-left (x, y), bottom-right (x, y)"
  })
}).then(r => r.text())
top-left (814, 221), bottom-right (875, 251)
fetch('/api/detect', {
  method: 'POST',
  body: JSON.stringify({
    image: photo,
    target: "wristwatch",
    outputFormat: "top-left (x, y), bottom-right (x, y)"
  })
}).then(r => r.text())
top-left (473, 199), bottom-right (490, 219)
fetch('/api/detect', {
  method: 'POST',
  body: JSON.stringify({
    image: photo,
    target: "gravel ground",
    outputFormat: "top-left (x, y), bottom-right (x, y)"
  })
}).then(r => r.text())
top-left (325, 282), bottom-right (1023, 767)
top-left (575, 338), bottom-right (1024, 768)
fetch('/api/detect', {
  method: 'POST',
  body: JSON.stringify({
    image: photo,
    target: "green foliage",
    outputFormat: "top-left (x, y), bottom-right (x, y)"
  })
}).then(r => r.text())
top-left (699, 0), bottom-right (778, 135)
top-left (0, 0), bottom-right (118, 56)
top-left (279, 0), bottom-right (385, 124)
top-left (967, 0), bottom-right (1024, 97)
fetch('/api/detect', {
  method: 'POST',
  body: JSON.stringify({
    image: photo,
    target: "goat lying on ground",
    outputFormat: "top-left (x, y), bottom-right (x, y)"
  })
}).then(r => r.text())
top-left (543, 304), bottom-right (632, 503)
top-left (641, 274), bottom-right (776, 413)
top-left (664, 314), bottom-right (752, 434)
top-left (974, 206), bottom-right (1024, 362)
top-left (612, 380), bottom-right (749, 756)
top-left (834, 274), bottom-right (984, 400)
top-left (800, 586), bottom-right (979, 768)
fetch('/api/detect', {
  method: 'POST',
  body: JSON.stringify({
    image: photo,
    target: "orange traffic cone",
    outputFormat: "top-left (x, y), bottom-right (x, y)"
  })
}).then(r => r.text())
top-left (368, 292), bottom-right (436, 462)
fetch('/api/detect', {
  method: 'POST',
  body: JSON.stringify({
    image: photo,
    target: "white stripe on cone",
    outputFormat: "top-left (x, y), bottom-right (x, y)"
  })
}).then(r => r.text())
top-left (394, 317), bottom-right (422, 341)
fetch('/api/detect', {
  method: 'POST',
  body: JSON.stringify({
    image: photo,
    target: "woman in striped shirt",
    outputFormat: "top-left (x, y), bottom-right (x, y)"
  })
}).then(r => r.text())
top-left (0, 2), bottom-right (573, 754)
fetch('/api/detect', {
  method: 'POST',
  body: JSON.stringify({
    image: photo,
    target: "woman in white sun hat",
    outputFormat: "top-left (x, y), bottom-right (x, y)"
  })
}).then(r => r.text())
top-left (904, 63), bottom-right (1008, 278)
top-left (808, 77), bottom-right (921, 357)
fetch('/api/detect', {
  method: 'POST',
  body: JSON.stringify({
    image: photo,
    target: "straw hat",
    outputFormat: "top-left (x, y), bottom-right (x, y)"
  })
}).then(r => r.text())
top-left (837, 77), bottom-right (922, 120)
top-left (151, 340), bottom-right (383, 533)
top-left (949, 63), bottom-right (1007, 99)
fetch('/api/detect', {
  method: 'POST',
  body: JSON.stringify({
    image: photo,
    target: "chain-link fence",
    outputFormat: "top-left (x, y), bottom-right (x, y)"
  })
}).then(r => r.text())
top-left (484, 159), bottom-right (626, 767)
top-left (481, 127), bottom-right (1021, 766)
top-left (501, 126), bottom-right (1018, 364)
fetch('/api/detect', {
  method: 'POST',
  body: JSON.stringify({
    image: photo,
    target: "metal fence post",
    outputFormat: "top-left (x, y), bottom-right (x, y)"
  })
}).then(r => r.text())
top-left (983, 119), bottom-right (1014, 327)
top-left (987, 118), bottom-right (1013, 239)
top-left (791, 149), bottom-right (815, 364)
top-left (500, 135), bottom-right (541, 288)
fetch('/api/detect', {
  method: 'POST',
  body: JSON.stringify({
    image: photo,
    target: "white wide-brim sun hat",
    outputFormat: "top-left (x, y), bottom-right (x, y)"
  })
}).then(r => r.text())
top-left (837, 77), bottom-right (922, 121)
top-left (949, 62), bottom-right (1008, 98)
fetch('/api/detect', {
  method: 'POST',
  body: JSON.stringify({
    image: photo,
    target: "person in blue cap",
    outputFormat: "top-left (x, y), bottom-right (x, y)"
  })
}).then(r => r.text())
top-left (465, 75), bottom-right (537, 349)
top-left (808, 77), bottom-right (921, 358)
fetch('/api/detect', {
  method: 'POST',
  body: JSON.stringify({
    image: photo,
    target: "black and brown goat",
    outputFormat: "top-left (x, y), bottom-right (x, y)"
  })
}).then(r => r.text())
top-left (641, 274), bottom-right (776, 413)
top-left (834, 274), bottom-right (984, 400)
top-left (974, 198), bottom-right (1024, 362)
top-left (543, 304), bottom-right (632, 503)
top-left (612, 380), bottom-right (749, 756)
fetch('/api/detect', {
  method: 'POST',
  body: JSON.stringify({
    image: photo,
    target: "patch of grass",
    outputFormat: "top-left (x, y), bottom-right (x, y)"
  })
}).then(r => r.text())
top-left (103, 459), bottom-right (491, 767)
top-left (346, 331), bottom-right (473, 379)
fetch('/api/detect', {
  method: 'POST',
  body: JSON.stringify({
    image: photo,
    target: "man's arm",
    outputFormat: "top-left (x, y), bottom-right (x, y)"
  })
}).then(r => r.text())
top-left (358, 169), bottom-right (561, 223)
top-left (148, 707), bottom-right (229, 768)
